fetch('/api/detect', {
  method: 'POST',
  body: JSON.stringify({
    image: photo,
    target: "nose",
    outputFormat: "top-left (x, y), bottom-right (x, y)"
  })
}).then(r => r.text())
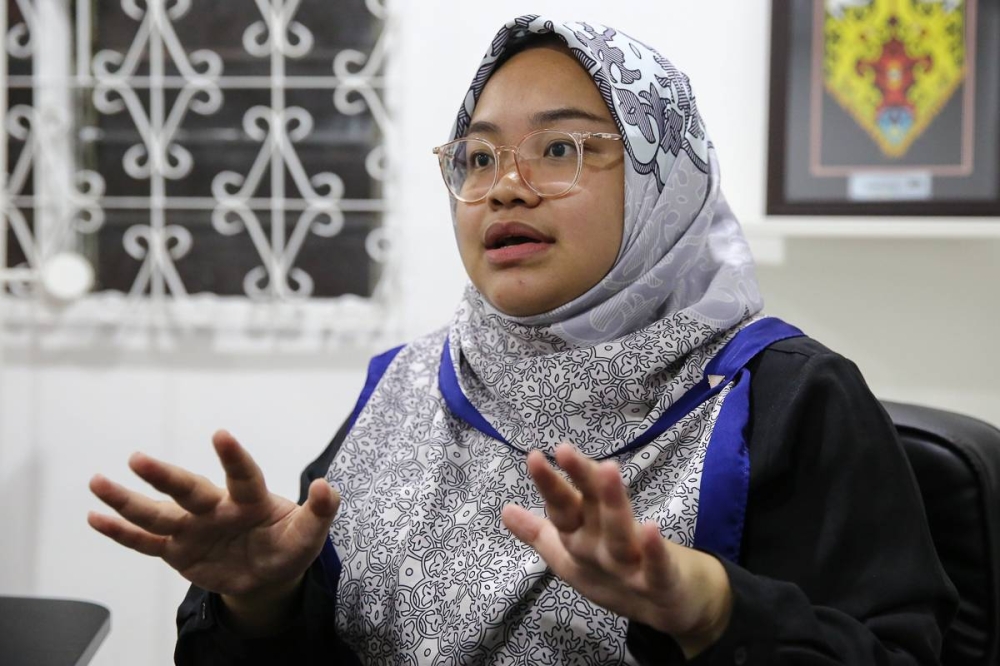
top-left (488, 147), bottom-right (541, 209)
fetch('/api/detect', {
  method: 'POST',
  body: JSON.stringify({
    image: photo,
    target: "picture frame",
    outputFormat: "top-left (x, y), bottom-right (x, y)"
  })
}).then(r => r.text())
top-left (766, 0), bottom-right (1000, 216)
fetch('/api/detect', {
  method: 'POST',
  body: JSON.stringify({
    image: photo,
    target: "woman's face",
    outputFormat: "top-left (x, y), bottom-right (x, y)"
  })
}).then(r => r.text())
top-left (454, 45), bottom-right (625, 317)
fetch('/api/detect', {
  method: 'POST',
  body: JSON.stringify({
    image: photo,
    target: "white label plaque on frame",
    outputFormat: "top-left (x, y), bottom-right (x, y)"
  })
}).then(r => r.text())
top-left (847, 171), bottom-right (933, 202)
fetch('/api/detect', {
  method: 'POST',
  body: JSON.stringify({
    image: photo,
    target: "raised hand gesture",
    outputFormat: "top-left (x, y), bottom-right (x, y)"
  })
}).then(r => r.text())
top-left (501, 443), bottom-right (733, 658)
top-left (88, 430), bottom-right (339, 632)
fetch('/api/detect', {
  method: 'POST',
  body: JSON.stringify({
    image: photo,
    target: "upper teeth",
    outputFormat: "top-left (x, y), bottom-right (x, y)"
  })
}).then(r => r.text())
top-left (498, 236), bottom-right (530, 248)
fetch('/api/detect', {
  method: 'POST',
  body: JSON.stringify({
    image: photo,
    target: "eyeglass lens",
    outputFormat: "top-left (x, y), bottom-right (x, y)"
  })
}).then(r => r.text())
top-left (439, 130), bottom-right (582, 202)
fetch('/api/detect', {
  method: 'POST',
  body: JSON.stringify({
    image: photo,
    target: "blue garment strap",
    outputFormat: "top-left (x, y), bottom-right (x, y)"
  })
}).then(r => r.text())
top-left (693, 367), bottom-right (753, 562)
top-left (438, 339), bottom-right (510, 444)
top-left (346, 344), bottom-right (405, 432)
top-left (692, 317), bottom-right (805, 561)
top-left (703, 316), bottom-right (803, 380)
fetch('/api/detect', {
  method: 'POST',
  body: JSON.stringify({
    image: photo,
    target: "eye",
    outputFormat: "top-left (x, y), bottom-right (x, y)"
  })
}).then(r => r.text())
top-left (544, 140), bottom-right (578, 159)
top-left (468, 150), bottom-right (494, 169)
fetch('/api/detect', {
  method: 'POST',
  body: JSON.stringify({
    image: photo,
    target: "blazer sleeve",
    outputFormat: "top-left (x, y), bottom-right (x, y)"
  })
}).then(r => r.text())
top-left (627, 338), bottom-right (958, 665)
top-left (173, 420), bottom-right (357, 666)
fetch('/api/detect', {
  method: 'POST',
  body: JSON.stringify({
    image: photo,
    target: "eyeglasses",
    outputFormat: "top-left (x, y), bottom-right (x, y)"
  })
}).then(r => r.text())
top-left (432, 129), bottom-right (623, 203)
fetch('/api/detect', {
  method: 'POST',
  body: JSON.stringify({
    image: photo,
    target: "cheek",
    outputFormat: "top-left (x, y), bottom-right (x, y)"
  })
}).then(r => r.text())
top-left (453, 206), bottom-right (482, 267)
top-left (590, 186), bottom-right (625, 271)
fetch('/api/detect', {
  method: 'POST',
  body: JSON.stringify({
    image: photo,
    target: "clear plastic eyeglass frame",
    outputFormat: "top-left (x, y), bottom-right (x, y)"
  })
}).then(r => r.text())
top-left (432, 129), bottom-right (623, 203)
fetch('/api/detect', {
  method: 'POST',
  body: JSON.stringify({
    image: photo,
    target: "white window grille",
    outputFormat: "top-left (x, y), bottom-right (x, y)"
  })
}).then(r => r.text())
top-left (1, 0), bottom-right (396, 339)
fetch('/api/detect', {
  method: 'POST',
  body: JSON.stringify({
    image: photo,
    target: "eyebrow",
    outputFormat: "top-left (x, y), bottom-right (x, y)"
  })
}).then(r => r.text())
top-left (466, 107), bottom-right (614, 136)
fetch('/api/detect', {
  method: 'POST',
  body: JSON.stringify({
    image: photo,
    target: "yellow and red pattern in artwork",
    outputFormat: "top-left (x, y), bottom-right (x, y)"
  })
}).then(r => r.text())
top-left (823, 0), bottom-right (967, 158)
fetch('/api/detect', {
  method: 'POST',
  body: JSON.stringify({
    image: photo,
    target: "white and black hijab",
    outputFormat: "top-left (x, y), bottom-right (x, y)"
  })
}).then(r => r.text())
top-left (324, 15), bottom-right (799, 664)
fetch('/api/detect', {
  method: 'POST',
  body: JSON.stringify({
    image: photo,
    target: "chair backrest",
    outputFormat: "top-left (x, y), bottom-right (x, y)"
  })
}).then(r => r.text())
top-left (882, 401), bottom-right (1000, 666)
top-left (0, 596), bottom-right (110, 665)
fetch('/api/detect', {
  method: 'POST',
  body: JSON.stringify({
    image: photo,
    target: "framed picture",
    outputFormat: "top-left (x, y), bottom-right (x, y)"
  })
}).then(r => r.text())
top-left (767, 0), bottom-right (1000, 216)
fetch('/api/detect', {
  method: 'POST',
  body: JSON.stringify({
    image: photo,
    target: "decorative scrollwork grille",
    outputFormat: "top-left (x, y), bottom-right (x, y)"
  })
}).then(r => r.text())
top-left (2, 0), bottom-right (393, 334)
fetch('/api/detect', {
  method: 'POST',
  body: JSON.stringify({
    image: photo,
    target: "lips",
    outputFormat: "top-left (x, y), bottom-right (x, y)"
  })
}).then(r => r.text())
top-left (482, 222), bottom-right (554, 266)
top-left (483, 222), bottom-right (554, 250)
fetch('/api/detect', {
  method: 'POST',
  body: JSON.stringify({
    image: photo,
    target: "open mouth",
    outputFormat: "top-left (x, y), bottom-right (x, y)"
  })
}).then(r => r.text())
top-left (484, 222), bottom-right (554, 251)
top-left (489, 235), bottom-right (541, 249)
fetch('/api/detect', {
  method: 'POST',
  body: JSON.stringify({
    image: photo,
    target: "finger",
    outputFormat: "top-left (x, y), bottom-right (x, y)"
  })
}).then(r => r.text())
top-left (87, 511), bottom-right (168, 557)
top-left (502, 503), bottom-right (544, 545)
top-left (554, 443), bottom-right (602, 503)
top-left (502, 504), bottom-right (577, 576)
top-left (639, 522), bottom-right (675, 589)
top-left (212, 430), bottom-right (269, 505)
top-left (526, 450), bottom-right (583, 532)
top-left (286, 480), bottom-right (341, 548)
top-left (595, 462), bottom-right (642, 564)
top-left (129, 452), bottom-right (223, 515)
top-left (89, 474), bottom-right (186, 536)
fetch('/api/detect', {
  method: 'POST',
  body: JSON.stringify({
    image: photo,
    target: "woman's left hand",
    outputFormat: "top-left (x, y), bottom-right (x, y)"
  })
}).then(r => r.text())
top-left (501, 443), bottom-right (733, 659)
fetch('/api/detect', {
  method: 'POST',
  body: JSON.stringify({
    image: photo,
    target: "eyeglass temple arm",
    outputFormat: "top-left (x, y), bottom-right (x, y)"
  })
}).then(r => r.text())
top-left (578, 132), bottom-right (623, 141)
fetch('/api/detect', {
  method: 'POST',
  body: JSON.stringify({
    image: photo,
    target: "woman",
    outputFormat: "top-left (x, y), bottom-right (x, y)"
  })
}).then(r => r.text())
top-left (89, 16), bottom-right (956, 665)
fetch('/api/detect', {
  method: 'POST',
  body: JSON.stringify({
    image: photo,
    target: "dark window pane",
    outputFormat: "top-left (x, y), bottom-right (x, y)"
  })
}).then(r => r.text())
top-left (67, 1), bottom-right (386, 299)
top-left (93, 211), bottom-right (379, 298)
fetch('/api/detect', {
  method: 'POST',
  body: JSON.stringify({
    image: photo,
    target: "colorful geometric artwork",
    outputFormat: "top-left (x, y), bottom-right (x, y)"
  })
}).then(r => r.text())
top-left (823, 0), bottom-right (967, 158)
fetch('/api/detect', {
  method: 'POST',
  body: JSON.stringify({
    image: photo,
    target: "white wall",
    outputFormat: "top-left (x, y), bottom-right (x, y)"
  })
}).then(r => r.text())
top-left (1, 2), bottom-right (997, 664)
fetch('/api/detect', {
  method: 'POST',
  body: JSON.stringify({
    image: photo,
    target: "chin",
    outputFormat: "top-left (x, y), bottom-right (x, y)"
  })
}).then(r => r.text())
top-left (484, 289), bottom-right (556, 318)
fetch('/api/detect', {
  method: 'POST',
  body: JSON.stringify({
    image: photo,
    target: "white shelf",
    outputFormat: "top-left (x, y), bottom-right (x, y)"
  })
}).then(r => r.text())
top-left (740, 217), bottom-right (1000, 265)
top-left (743, 217), bottom-right (1000, 239)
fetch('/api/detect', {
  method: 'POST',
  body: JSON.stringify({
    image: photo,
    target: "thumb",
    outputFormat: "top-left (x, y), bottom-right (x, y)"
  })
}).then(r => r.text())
top-left (302, 478), bottom-right (341, 525)
top-left (287, 480), bottom-right (340, 554)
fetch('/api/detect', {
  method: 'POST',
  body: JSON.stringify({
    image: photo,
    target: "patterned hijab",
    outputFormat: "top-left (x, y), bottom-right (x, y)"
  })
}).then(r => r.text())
top-left (448, 15), bottom-right (764, 458)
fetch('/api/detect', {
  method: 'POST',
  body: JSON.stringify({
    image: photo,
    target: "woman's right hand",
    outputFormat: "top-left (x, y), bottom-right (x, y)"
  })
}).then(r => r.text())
top-left (88, 430), bottom-right (340, 632)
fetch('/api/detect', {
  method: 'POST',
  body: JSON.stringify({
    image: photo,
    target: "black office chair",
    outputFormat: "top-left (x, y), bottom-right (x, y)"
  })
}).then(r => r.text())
top-left (0, 597), bottom-right (110, 665)
top-left (883, 401), bottom-right (1000, 666)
